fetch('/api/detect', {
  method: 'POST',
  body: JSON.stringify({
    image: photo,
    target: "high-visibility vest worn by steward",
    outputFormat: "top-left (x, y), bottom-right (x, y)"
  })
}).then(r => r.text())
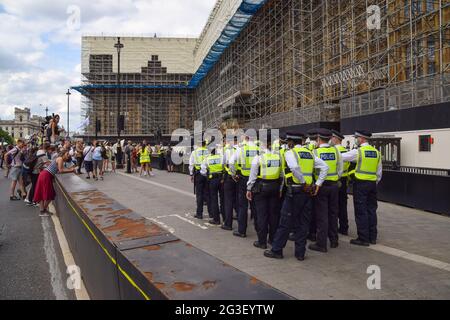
top-left (351, 145), bottom-right (380, 182)
top-left (193, 147), bottom-right (208, 171)
top-left (291, 147), bottom-right (314, 185)
top-left (258, 152), bottom-right (281, 180)
top-left (336, 145), bottom-right (350, 177)
top-left (206, 154), bottom-right (224, 179)
top-left (238, 144), bottom-right (259, 177)
top-left (140, 148), bottom-right (151, 163)
top-left (314, 146), bottom-right (339, 182)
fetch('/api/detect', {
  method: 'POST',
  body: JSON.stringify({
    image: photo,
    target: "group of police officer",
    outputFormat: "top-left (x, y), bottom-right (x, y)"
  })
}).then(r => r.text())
top-left (189, 128), bottom-right (382, 261)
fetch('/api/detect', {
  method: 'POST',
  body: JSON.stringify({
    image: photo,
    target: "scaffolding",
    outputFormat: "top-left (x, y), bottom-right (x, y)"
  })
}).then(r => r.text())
top-left (77, 1), bottom-right (450, 136)
top-left (195, 0), bottom-right (450, 129)
top-left (79, 37), bottom-right (196, 136)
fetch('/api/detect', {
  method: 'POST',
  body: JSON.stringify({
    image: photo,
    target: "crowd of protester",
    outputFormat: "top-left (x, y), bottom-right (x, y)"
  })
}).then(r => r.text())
top-left (0, 114), bottom-right (184, 217)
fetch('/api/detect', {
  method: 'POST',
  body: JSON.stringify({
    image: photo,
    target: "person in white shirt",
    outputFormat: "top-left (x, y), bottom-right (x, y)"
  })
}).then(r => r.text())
top-left (308, 128), bottom-right (343, 253)
top-left (264, 132), bottom-right (329, 261)
top-left (228, 134), bottom-right (259, 237)
top-left (341, 130), bottom-right (382, 247)
top-left (329, 130), bottom-right (351, 236)
top-left (188, 140), bottom-right (209, 219)
top-left (83, 142), bottom-right (94, 179)
top-left (221, 136), bottom-right (238, 231)
top-left (246, 130), bottom-right (282, 249)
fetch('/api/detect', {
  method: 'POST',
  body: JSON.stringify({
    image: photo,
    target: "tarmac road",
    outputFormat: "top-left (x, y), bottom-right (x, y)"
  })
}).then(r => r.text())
top-left (0, 172), bottom-right (75, 300)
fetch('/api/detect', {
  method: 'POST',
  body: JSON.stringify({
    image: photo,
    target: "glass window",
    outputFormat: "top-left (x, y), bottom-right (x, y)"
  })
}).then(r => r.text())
top-left (428, 36), bottom-right (435, 61)
top-left (411, 0), bottom-right (421, 15)
top-left (428, 62), bottom-right (436, 75)
top-left (419, 135), bottom-right (431, 152)
top-left (426, 0), bottom-right (434, 12)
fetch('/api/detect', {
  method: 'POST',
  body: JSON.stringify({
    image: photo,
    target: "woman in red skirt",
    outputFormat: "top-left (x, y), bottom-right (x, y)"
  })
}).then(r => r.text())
top-left (34, 149), bottom-right (76, 217)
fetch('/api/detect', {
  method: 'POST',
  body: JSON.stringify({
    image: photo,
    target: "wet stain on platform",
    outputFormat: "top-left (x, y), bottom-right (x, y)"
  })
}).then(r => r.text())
top-left (171, 282), bottom-right (197, 292)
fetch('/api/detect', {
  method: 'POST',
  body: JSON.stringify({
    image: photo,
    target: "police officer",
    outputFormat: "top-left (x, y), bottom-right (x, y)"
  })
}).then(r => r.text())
top-left (330, 130), bottom-right (351, 235)
top-left (221, 136), bottom-right (238, 231)
top-left (341, 130), bottom-right (382, 246)
top-left (201, 148), bottom-right (224, 225)
top-left (229, 134), bottom-right (259, 238)
top-left (309, 128), bottom-right (343, 253)
top-left (189, 140), bottom-right (209, 220)
top-left (264, 131), bottom-right (328, 260)
top-left (306, 129), bottom-right (318, 151)
top-left (279, 133), bottom-right (297, 241)
top-left (306, 129), bottom-right (318, 241)
top-left (247, 131), bottom-right (282, 249)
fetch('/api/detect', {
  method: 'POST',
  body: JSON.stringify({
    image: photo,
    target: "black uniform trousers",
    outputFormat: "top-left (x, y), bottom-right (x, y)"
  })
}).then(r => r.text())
top-left (254, 184), bottom-right (281, 246)
top-left (353, 180), bottom-right (378, 242)
top-left (271, 188), bottom-right (312, 258)
top-left (195, 172), bottom-right (209, 218)
top-left (314, 183), bottom-right (339, 249)
top-left (309, 200), bottom-right (316, 237)
top-left (237, 176), bottom-right (250, 235)
top-left (219, 181), bottom-right (225, 221)
top-left (126, 152), bottom-right (132, 173)
top-left (223, 174), bottom-right (236, 228)
top-left (338, 177), bottom-right (349, 233)
top-left (208, 176), bottom-right (223, 223)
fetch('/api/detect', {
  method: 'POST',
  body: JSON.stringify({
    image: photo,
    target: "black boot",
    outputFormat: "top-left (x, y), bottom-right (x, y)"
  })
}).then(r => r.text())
top-left (350, 238), bottom-right (370, 247)
top-left (253, 241), bottom-right (267, 249)
top-left (264, 250), bottom-right (283, 259)
top-left (308, 243), bottom-right (327, 253)
top-left (233, 231), bottom-right (246, 238)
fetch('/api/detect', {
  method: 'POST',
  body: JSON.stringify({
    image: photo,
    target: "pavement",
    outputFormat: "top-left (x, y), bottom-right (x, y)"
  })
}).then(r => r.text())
top-left (86, 169), bottom-right (450, 300)
top-left (0, 171), bottom-right (76, 300)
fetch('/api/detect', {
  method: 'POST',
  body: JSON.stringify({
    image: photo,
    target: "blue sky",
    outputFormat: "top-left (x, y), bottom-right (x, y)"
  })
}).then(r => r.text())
top-left (0, 0), bottom-right (216, 133)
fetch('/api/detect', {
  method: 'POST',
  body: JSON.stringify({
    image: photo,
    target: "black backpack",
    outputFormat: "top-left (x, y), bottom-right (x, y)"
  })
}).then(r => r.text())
top-left (101, 146), bottom-right (108, 159)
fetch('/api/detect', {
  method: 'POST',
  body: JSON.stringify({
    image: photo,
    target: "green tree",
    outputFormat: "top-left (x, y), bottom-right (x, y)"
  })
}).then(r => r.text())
top-left (0, 128), bottom-right (14, 145)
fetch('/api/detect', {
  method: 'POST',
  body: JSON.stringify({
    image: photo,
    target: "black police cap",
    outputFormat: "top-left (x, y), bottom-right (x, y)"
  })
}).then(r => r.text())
top-left (331, 130), bottom-right (345, 140)
top-left (316, 128), bottom-right (332, 139)
top-left (285, 131), bottom-right (305, 141)
top-left (307, 129), bottom-right (318, 138)
top-left (354, 130), bottom-right (372, 139)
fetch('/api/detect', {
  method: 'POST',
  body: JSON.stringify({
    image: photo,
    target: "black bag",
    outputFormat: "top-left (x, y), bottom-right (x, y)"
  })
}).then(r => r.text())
top-left (101, 146), bottom-right (108, 159)
top-left (23, 151), bottom-right (44, 172)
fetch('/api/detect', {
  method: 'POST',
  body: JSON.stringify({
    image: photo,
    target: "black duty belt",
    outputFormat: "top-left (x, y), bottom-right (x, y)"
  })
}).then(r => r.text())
top-left (322, 181), bottom-right (338, 186)
top-left (258, 179), bottom-right (280, 184)
top-left (209, 173), bottom-right (223, 179)
top-left (354, 178), bottom-right (377, 184)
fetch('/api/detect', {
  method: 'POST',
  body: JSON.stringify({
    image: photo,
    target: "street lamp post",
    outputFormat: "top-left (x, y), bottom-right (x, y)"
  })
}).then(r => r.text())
top-left (114, 37), bottom-right (124, 169)
top-left (66, 89), bottom-right (71, 137)
top-left (114, 37), bottom-right (124, 139)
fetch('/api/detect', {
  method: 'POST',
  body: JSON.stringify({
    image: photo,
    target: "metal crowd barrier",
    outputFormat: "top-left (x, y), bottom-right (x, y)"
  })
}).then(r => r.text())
top-left (54, 174), bottom-right (291, 300)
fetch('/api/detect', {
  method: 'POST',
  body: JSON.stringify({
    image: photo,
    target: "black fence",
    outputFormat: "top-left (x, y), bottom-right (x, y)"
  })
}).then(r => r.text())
top-left (376, 167), bottom-right (450, 215)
